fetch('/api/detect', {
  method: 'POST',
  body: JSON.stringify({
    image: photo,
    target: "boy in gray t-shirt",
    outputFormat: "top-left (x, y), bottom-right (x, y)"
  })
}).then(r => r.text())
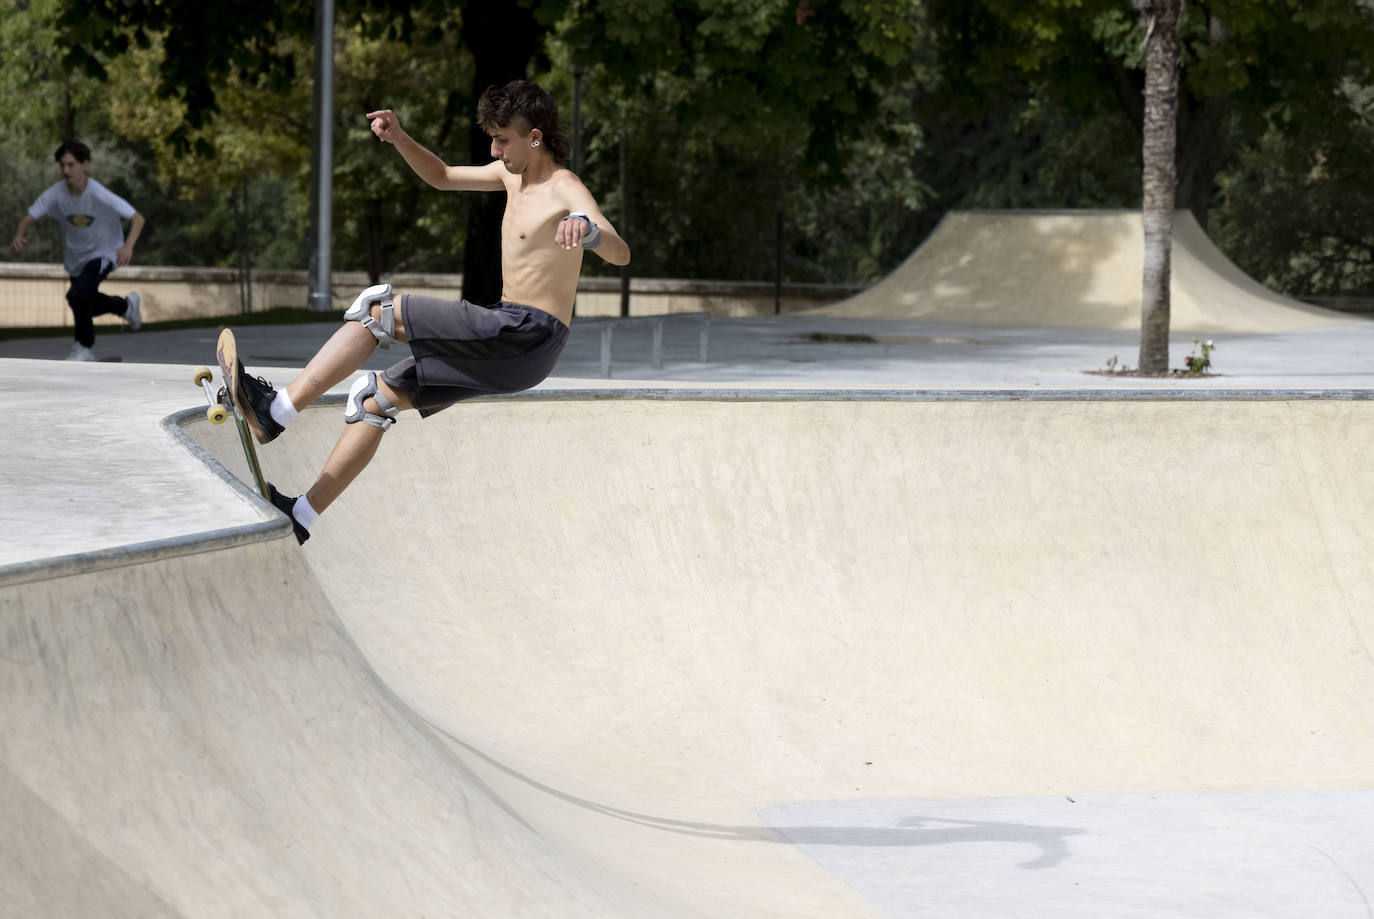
top-left (10, 142), bottom-right (146, 360)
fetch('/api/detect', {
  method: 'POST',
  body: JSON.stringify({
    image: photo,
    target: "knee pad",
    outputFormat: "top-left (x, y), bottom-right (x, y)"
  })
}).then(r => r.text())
top-left (343, 283), bottom-right (396, 349)
top-left (344, 371), bottom-right (400, 431)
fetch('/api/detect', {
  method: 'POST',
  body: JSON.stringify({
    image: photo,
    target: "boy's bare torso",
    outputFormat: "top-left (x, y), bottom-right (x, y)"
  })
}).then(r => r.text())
top-left (497, 168), bottom-right (586, 325)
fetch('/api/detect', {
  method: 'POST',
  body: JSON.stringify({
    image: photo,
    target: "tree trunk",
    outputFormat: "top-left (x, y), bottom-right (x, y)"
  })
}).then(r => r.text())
top-left (460, 0), bottom-right (541, 305)
top-left (1137, 0), bottom-right (1183, 376)
top-left (1102, 34), bottom-right (1228, 232)
top-left (59, 86), bottom-right (76, 142)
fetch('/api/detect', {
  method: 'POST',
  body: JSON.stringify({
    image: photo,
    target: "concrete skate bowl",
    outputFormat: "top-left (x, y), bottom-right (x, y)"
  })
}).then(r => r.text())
top-left (6, 390), bottom-right (1374, 917)
top-left (812, 209), bottom-right (1355, 332)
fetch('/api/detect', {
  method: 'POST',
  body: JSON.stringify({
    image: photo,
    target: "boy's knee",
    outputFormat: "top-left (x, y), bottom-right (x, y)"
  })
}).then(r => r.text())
top-left (66, 294), bottom-right (98, 317)
top-left (344, 371), bottom-right (400, 430)
top-left (343, 283), bottom-right (396, 349)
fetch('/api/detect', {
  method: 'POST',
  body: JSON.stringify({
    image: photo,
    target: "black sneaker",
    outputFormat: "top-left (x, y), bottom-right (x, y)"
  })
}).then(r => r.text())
top-left (233, 362), bottom-right (285, 444)
top-left (268, 483), bottom-right (311, 545)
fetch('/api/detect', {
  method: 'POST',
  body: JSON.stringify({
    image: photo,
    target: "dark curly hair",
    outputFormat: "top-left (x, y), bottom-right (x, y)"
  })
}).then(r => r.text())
top-left (476, 80), bottom-right (570, 164)
top-left (55, 141), bottom-right (91, 163)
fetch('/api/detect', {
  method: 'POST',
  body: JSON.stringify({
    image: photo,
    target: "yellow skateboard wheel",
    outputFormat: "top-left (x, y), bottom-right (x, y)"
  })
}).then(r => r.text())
top-left (206, 405), bottom-right (228, 424)
top-left (193, 366), bottom-right (213, 386)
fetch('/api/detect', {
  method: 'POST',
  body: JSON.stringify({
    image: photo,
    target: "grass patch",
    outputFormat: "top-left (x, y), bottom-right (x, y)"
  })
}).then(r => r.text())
top-left (799, 332), bottom-right (882, 344)
top-left (796, 332), bottom-right (994, 346)
top-left (0, 307), bottom-right (339, 341)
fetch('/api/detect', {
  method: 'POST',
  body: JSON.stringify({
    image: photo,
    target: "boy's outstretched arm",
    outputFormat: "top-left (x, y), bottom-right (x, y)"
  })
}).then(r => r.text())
top-left (366, 108), bottom-right (504, 192)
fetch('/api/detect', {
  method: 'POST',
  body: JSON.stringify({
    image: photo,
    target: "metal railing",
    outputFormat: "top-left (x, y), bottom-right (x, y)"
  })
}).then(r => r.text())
top-left (597, 312), bottom-right (711, 378)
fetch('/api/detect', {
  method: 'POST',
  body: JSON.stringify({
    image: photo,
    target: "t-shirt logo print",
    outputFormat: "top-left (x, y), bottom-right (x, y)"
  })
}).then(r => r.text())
top-left (66, 214), bottom-right (94, 228)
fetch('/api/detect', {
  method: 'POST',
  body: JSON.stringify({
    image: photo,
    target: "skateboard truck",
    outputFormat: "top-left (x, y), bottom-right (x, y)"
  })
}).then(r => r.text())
top-left (193, 360), bottom-right (269, 499)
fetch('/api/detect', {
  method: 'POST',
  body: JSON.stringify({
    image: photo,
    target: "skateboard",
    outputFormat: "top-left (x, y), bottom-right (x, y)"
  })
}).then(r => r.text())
top-left (192, 328), bottom-right (268, 498)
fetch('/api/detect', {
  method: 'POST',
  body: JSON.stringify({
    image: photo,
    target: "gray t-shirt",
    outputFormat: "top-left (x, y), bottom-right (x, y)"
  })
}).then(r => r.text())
top-left (28, 178), bottom-right (137, 275)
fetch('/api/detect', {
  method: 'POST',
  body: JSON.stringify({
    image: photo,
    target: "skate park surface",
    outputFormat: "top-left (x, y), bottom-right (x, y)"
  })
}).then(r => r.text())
top-left (6, 210), bottom-right (1374, 917)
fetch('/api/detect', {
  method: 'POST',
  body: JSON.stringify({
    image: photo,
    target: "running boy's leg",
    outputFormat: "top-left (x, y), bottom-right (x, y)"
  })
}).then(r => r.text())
top-left (65, 260), bottom-right (111, 348)
top-left (66, 260), bottom-right (139, 354)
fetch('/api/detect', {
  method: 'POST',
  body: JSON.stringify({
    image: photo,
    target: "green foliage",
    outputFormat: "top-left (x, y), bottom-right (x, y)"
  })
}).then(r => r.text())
top-left (1, 0), bottom-right (107, 140)
top-left (1213, 110), bottom-right (1374, 296)
top-left (10, 0), bottom-right (1374, 301)
top-left (57, 0), bottom-right (316, 154)
top-left (562, 0), bottom-right (923, 159)
top-left (0, 0), bottom-right (150, 263)
top-left (7, 2), bottom-right (483, 274)
top-left (1, 135), bottom-right (65, 265)
top-left (327, 10), bottom-right (478, 276)
top-left (547, 0), bottom-right (933, 282)
top-left (918, 0), bottom-right (1374, 298)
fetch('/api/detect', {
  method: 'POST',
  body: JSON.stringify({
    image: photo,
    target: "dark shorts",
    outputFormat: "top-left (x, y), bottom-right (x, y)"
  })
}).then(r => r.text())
top-left (381, 294), bottom-right (570, 418)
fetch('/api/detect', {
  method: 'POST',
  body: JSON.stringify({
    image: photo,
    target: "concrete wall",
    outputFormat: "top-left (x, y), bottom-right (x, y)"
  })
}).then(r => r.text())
top-left (0, 262), bottom-right (859, 328)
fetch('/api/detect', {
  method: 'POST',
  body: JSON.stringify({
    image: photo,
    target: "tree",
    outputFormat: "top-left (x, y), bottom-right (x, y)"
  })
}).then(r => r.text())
top-left (921, 0), bottom-right (1374, 365)
top-left (923, 0), bottom-right (1374, 227)
top-left (0, 0), bottom-right (161, 265)
top-left (331, 9), bottom-right (477, 280)
top-left (57, 0), bottom-right (570, 298)
top-left (57, 0), bottom-right (316, 155)
top-left (1213, 110), bottom-right (1374, 298)
top-left (545, 0), bottom-right (933, 283)
top-left (459, 0), bottom-right (544, 303)
top-left (2, 0), bottom-right (110, 142)
top-left (51, 0), bottom-right (943, 288)
top-left (1137, 0), bottom-right (1183, 375)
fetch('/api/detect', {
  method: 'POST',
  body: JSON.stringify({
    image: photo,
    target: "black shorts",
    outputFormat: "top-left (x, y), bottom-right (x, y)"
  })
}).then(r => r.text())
top-left (381, 295), bottom-right (570, 417)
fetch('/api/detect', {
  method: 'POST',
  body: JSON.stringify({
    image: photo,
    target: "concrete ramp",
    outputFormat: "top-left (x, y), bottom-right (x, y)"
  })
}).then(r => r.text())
top-left (1, 540), bottom-right (660, 918)
top-left (7, 391), bottom-right (1374, 916)
top-left (815, 210), bottom-right (1352, 331)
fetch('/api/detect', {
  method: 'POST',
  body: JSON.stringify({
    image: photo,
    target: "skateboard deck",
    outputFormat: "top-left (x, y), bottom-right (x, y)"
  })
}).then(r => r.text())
top-left (192, 328), bottom-right (269, 498)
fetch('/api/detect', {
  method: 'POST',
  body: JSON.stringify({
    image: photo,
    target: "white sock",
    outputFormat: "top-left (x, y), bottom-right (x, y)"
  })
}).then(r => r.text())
top-left (270, 391), bottom-right (298, 427)
top-left (292, 495), bottom-right (319, 530)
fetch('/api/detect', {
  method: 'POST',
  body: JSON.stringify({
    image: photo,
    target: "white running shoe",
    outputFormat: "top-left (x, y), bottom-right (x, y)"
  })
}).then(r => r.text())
top-left (124, 291), bottom-right (142, 330)
top-left (67, 343), bottom-right (96, 361)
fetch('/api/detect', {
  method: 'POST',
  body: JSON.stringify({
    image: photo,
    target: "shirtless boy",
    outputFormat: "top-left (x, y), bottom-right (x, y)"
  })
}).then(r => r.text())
top-left (231, 80), bottom-right (630, 543)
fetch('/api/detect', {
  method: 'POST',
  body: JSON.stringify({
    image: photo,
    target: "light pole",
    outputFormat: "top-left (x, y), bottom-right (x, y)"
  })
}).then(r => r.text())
top-left (307, 0), bottom-right (335, 311)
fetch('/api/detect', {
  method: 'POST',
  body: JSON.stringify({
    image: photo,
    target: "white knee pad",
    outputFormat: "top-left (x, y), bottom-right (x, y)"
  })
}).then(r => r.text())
top-left (344, 371), bottom-right (399, 431)
top-left (343, 283), bottom-right (396, 349)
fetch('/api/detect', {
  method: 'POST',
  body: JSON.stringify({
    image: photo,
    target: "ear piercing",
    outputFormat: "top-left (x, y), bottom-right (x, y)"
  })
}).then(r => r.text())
top-left (532, 140), bottom-right (540, 147)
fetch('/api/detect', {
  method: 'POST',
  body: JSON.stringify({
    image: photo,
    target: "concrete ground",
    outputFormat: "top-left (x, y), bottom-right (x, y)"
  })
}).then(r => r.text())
top-left (5, 309), bottom-right (1374, 389)
top-left (6, 213), bottom-right (1374, 917)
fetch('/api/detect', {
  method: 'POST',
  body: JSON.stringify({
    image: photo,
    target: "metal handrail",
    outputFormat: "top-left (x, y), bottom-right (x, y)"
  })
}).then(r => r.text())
top-left (596, 312), bottom-right (711, 378)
